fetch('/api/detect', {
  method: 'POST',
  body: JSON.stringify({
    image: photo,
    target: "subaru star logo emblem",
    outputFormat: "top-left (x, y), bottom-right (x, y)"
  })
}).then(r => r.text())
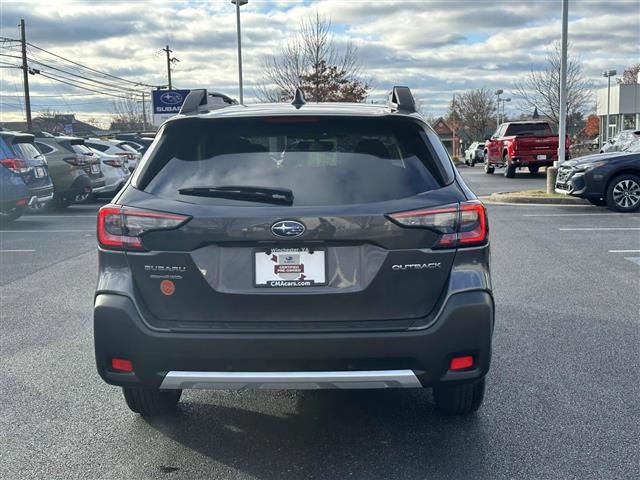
top-left (160, 91), bottom-right (183, 104)
top-left (271, 220), bottom-right (305, 238)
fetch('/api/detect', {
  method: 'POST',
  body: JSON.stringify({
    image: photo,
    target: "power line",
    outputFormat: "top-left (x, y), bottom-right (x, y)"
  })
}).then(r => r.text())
top-left (37, 72), bottom-right (139, 100)
top-left (26, 41), bottom-right (159, 88)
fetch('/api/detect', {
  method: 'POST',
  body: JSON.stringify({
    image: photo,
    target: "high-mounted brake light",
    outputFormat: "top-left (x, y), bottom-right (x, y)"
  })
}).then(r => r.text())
top-left (97, 205), bottom-right (190, 251)
top-left (0, 157), bottom-right (30, 174)
top-left (388, 201), bottom-right (488, 248)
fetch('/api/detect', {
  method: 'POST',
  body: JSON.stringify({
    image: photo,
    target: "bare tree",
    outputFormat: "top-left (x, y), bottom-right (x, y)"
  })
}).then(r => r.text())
top-left (513, 42), bottom-right (592, 125)
top-left (110, 96), bottom-right (144, 131)
top-left (456, 88), bottom-right (497, 140)
top-left (617, 63), bottom-right (640, 84)
top-left (255, 12), bottom-right (370, 102)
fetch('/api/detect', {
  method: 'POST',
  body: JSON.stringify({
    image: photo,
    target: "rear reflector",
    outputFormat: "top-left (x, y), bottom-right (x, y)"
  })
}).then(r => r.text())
top-left (388, 201), bottom-right (488, 248)
top-left (111, 358), bottom-right (133, 372)
top-left (16, 197), bottom-right (28, 206)
top-left (450, 356), bottom-right (474, 371)
top-left (97, 204), bottom-right (190, 251)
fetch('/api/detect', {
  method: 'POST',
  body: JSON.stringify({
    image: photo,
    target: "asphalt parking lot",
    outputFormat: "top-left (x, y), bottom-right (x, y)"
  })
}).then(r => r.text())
top-left (1, 169), bottom-right (639, 479)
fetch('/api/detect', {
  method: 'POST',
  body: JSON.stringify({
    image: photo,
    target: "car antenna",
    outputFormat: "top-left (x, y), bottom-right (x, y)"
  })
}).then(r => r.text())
top-left (291, 87), bottom-right (306, 109)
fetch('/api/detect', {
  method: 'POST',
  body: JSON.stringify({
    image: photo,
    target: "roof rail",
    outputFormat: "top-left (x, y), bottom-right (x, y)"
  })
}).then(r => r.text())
top-left (291, 87), bottom-right (306, 109)
top-left (179, 89), bottom-right (239, 115)
top-left (388, 86), bottom-right (416, 114)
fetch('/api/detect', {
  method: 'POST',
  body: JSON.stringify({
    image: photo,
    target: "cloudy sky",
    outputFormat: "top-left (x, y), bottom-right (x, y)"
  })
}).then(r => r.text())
top-left (1, 0), bottom-right (638, 126)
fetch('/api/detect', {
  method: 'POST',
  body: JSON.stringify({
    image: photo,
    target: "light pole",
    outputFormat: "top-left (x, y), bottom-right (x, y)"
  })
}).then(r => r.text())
top-left (602, 69), bottom-right (617, 143)
top-left (499, 98), bottom-right (511, 122)
top-left (494, 89), bottom-right (503, 126)
top-left (231, 0), bottom-right (248, 105)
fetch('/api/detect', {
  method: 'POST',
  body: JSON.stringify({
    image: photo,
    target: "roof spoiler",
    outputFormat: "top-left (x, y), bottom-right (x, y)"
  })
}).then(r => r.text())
top-left (179, 89), bottom-right (239, 115)
top-left (388, 86), bottom-right (416, 114)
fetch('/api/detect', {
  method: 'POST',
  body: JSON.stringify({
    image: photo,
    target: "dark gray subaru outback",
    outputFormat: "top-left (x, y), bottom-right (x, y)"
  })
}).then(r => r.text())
top-left (94, 87), bottom-right (494, 416)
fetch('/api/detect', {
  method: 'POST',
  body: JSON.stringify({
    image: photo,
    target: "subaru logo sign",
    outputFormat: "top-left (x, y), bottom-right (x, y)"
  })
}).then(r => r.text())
top-left (160, 91), bottom-right (183, 105)
top-left (271, 220), bottom-right (306, 238)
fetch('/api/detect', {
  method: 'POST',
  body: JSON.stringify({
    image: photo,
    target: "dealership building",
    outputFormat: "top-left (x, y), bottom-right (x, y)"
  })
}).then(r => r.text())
top-left (597, 82), bottom-right (640, 142)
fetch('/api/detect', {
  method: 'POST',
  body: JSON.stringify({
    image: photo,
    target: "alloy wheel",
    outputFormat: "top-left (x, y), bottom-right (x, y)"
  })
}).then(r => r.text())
top-left (612, 179), bottom-right (640, 209)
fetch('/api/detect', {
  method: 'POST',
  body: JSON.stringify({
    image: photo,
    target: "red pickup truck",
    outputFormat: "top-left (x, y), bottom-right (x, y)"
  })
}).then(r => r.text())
top-left (484, 121), bottom-right (570, 178)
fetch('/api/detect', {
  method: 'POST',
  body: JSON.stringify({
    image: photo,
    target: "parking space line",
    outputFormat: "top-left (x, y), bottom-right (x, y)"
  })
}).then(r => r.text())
top-left (0, 229), bottom-right (95, 233)
top-left (36, 215), bottom-right (97, 218)
top-left (559, 228), bottom-right (640, 231)
top-left (609, 250), bottom-right (640, 253)
top-left (524, 213), bottom-right (634, 217)
top-left (0, 249), bottom-right (36, 253)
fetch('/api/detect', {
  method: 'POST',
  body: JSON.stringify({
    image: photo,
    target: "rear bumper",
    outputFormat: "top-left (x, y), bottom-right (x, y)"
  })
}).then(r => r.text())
top-left (94, 290), bottom-right (494, 389)
top-left (28, 184), bottom-right (54, 205)
top-left (55, 175), bottom-right (92, 199)
top-left (510, 153), bottom-right (557, 166)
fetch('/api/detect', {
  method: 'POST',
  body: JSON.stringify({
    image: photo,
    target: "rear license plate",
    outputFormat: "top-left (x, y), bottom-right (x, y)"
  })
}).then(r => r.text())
top-left (90, 164), bottom-right (100, 174)
top-left (34, 167), bottom-right (46, 178)
top-left (537, 155), bottom-right (547, 160)
top-left (254, 248), bottom-right (326, 287)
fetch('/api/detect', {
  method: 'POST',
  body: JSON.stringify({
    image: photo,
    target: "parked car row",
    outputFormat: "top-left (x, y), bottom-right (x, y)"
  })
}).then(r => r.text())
top-left (0, 131), bottom-right (141, 224)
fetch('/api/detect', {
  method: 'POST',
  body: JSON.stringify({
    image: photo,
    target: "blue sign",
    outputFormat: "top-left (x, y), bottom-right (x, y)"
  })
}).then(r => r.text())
top-left (63, 124), bottom-right (73, 134)
top-left (152, 89), bottom-right (191, 115)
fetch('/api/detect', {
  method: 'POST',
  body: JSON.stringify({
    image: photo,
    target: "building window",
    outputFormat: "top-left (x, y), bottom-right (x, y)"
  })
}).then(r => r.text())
top-left (622, 114), bottom-right (636, 130)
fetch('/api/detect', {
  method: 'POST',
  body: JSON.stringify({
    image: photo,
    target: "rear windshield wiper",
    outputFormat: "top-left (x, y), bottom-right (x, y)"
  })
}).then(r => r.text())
top-left (178, 186), bottom-right (293, 205)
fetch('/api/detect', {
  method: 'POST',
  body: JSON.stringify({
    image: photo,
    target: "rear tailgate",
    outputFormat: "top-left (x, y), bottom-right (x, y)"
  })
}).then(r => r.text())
top-left (122, 191), bottom-right (461, 330)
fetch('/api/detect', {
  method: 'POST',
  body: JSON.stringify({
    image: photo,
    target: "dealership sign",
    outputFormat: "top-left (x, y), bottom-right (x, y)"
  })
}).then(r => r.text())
top-left (152, 89), bottom-right (190, 126)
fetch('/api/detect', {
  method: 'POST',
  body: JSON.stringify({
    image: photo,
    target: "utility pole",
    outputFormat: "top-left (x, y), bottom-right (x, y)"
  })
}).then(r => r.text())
top-left (162, 45), bottom-right (175, 90)
top-left (19, 19), bottom-right (32, 132)
top-left (141, 92), bottom-right (147, 130)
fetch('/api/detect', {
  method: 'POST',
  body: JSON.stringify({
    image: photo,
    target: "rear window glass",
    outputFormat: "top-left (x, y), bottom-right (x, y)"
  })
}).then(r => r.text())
top-left (140, 117), bottom-right (451, 206)
top-left (12, 142), bottom-right (42, 160)
top-left (70, 144), bottom-right (94, 155)
top-left (0, 137), bottom-right (14, 158)
top-left (86, 142), bottom-right (109, 152)
top-left (118, 143), bottom-right (138, 153)
top-left (504, 123), bottom-right (552, 136)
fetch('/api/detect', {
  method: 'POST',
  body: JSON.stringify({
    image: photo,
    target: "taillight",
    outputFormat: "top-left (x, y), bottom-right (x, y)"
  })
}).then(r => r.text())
top-left (63, 155), bottom-right (90, 167)
top-left (0, 157), bottom-right (30, 174)
top-left (104, 159), bottom-right (124, 168)
top-left (388, 201), bottom-right (488, 248)
top-left (97, 205), bottom-right (190, 251)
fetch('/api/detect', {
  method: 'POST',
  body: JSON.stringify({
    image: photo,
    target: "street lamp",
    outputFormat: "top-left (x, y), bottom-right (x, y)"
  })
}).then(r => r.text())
top-left (494, 89), bottom-right (503, 125)
top-left (602, 69), bottom-right (617, 143)
top-left (231, 0), bottom-right (248, 105)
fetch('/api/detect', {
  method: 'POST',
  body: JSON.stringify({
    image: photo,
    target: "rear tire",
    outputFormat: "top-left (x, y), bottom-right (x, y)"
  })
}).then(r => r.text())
top-left (122, 387), bottom-right (182, 416)
top-left (503, 156), bottom-right (516, 178)
top-left (606, 174), bottom-right (640, 212)
top-left (484, 158), bottom-right (494, 174)
top-left (433, 378), bottom-right (485, 415)
top-left (528, 165), bottom-right (540, 174)
top-left (0, 205), bottom-right (25, 225)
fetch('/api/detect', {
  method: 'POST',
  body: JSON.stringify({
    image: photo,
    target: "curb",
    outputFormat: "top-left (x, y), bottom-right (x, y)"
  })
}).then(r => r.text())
top-left (480, 194), bottom-right (589, 205)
